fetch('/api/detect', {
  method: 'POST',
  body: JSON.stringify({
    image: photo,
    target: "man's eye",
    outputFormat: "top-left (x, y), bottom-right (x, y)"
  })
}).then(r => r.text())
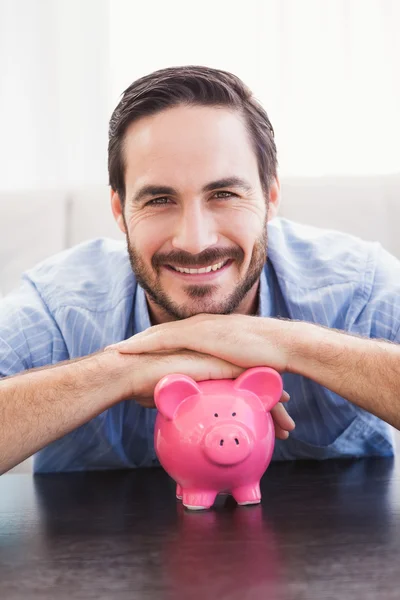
top-left (214, 191), bottom-right (236, 199)
top-left (146, 197), bottom-right (171, 206)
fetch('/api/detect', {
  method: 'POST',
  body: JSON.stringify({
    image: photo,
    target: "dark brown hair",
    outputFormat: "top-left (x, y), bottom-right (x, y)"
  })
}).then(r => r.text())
top-left (108, 65), bottom-right (277, 204)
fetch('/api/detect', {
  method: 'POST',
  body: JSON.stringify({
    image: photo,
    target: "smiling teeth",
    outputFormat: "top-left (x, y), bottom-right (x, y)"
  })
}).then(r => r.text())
top-left (173, 261), bottom-right (226, 274)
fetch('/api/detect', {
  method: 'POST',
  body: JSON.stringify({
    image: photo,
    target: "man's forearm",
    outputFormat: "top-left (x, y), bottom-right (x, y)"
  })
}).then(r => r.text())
top-left (287, 321), bottom-right (400, 429)
top-left (0, 351), bottom-right (132, 474)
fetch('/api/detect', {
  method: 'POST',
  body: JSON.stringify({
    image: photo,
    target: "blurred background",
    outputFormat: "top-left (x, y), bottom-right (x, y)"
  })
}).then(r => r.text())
top-left (1, 0), bottom-right (400, 470)
top-left (1, 0), bottom-right (400, 294)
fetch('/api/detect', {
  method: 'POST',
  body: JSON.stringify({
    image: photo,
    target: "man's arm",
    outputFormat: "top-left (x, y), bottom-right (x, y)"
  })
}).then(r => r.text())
top-left (2, 345), bottom-right (294, 474)
top-left (110, 314), bottom-right (400, 430)
top-left (0, 342), bottom-right (295, 474)
top-left (287, 320), bottom-right (400, 429)
top-left (0, 351), bottom-right (132, 474)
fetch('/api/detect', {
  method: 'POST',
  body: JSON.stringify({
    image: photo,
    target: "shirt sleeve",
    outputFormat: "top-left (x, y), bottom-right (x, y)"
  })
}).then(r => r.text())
top-left (0, 276), bottom-right (67, 378)
top-left (351, 243), bottom-right (400, 343)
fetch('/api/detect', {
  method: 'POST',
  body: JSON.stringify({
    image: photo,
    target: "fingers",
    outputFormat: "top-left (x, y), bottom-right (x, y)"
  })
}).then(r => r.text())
top-left (280, 390), bottom-right (290, 403)
top-left (106, 326), bottom-right (176, 354)
top-left (271, 402), bottom-right (295, 435)
top-left (274, 424), bottom-right (290, 440)
top-left (106, 315), bottom-right (289, 374)
top-left (274, 391), bottom-right (294, 439)
top-left (191, 353), bottom-right (244, 381)
top-left (152, 350), bottom-right (244, 389)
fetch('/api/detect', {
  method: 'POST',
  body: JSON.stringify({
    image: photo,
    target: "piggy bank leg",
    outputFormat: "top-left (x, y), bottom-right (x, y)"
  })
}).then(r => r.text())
top-left (232, 483), bottom-right (261, 506)
top-left (176, 484), bottom-right (183, 500)
top-left (182, 489), bottom-right (217, 510)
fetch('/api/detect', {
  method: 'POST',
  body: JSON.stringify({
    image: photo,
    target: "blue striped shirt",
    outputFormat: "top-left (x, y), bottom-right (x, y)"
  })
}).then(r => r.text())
top-left (1, 217), bottom-right (398, 472)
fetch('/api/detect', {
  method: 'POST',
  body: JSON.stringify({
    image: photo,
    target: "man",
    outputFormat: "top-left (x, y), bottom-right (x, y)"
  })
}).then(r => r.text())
top-left (1, 66), bottom-right (399, 474)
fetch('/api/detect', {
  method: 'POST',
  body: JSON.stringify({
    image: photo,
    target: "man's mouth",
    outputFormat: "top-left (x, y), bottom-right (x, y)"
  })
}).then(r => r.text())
top-left (163, 259), bottom-right (232, 278)
top-left (168, 259), bottom-right (229, 274)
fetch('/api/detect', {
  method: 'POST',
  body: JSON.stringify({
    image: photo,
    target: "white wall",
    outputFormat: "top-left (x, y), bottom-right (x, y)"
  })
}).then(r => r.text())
top-left (108, 0), bottom-right (400, 177)
top-left (1, 0), bottom-right (399, 194)
top-left (0, 0), bottom-right (110, 191)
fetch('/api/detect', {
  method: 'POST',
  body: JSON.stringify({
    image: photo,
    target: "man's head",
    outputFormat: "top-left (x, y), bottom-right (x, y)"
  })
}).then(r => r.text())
top-left (108, 66), bottom-right (279, 322)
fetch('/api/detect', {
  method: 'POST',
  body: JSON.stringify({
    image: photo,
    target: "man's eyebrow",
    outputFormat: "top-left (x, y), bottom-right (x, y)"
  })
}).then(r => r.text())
top-left (131, 185), bottom-right (177, 204)
top-left (202, 177), bottom-right (253, 193)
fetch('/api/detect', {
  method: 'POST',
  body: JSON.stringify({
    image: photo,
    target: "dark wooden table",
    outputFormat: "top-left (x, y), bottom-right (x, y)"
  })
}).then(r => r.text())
top-left (1, 458), bottom-right (399, 600)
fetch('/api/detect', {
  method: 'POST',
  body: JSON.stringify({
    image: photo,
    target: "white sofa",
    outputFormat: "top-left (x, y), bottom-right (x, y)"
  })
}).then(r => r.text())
top-left (2, 174), bottom-right (400, 471)
top-left (2, 174), bottom-right (400, 296)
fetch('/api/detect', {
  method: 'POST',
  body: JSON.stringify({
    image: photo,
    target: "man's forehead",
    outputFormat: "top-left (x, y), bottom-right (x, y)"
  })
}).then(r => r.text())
top-left (124, 104), bottom-right (245, 135)
top-left (123, 105), bottom-right (260, 189)
top-left (123, 105), bottom-right (254, 158)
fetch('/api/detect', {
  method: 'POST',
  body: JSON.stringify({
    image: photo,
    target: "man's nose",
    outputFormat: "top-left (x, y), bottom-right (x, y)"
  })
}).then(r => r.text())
top-left (171, 204), bottom-right (218, 255)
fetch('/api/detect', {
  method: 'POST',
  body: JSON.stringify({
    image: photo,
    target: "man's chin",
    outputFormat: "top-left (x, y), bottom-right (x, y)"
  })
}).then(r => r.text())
top-left (171, 298), bottom-right (227, 318)
top-left (144, 270), bottom-right (262, 320)
top-left (150, 293), bottom-right (233, 321)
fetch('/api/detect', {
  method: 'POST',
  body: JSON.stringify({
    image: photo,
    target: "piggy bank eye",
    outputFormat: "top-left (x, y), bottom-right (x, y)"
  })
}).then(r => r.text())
top-left (214, 413), bottom-right (219, 418)
top-left (232, 412), bottom-right (237, 417)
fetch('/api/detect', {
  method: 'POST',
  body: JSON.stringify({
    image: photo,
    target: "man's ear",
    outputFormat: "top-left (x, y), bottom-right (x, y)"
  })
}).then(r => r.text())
top-left (111, 189), bottom-right (127, 234)
top-left (154, 374), bottom-right (201, 421)
top-left (267, 176), bottom-right (280, 221)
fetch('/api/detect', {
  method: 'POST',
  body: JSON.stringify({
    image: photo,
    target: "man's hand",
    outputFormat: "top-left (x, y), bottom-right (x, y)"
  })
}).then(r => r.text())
top-left (106, 314), bottom-right (296, 439)
top-left (117, 349), bottom-right (244, 408)
top-left (107, 314), bottom-right (293, 371)
top-left (107, 311), bottom-right (400, 430)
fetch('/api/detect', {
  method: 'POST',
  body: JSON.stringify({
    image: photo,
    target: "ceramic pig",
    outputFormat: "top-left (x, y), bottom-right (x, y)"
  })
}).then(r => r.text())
top-left (153, 367), bottom-right (283, 510)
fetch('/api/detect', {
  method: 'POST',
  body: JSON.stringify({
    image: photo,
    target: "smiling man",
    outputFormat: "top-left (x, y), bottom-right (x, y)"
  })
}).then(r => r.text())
top-left (1, 65), bottom-right (400, 474)
top-left (112, 104), bottom-right (272, 321)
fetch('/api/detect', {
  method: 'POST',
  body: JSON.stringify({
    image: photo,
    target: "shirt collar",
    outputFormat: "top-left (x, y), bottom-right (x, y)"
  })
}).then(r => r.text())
top-left (133, 283), bottom-right (152, 335)
top-left (258, 261), bottom-right (275, 318)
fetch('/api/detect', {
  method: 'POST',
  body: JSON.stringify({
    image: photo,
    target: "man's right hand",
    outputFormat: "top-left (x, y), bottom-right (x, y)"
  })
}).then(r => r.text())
top-left (110, 348), bottom-right (244, 408)
top-left (109, 349), bottom-right (295, 440)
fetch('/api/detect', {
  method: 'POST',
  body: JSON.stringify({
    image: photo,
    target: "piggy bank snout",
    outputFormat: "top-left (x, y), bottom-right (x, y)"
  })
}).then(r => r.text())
top-left (202, 423), bottom-right (253, 466)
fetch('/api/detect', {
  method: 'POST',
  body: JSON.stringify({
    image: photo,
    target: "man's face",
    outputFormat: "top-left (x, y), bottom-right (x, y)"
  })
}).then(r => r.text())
top-left (112, 105), bottom-right (278, 322)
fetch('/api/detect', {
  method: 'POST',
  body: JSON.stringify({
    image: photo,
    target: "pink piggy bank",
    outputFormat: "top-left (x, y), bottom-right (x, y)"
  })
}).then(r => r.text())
top-left (154, 367), bottom-right (283, 510)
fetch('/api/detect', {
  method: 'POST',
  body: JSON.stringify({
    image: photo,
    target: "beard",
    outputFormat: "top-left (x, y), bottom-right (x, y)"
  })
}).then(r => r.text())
top-left (126, 226), bottom-right (268, 321)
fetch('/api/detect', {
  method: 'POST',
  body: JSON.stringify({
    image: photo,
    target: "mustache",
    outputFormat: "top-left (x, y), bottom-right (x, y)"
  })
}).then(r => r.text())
top-left (152, 247), bottom-right (244, 268)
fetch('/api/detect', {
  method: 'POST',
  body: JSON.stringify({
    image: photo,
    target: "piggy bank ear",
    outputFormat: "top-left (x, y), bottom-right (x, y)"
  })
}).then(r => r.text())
top-left (154, 374), bottom-right (201, 420)
top-left (233, 367), bottom-right (283, 412)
